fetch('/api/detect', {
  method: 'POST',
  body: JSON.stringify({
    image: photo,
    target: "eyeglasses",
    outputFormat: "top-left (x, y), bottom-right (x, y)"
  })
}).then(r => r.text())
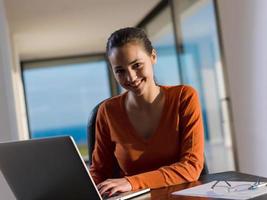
top-left (211, 179), bottom-right (267, 194)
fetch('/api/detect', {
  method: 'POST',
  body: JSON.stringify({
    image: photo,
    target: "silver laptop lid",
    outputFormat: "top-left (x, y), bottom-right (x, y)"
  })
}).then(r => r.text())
top-left (0, 136), bottom-right (101, 200)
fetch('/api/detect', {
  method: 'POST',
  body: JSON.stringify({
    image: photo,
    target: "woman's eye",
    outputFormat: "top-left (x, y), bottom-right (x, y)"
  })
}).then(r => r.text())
top-left (133, 63), bottom-right (141, 69)
top-left (115, 69), bottom-right (125, 74)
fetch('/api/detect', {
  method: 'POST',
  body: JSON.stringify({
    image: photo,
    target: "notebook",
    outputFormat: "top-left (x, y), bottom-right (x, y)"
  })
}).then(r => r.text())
top-left (0, 136), bottom-right (150, 200)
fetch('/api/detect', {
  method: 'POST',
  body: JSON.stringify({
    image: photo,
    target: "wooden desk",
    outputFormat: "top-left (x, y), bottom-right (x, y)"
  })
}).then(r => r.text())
top-left (148, 171), bottom-right (267, 200)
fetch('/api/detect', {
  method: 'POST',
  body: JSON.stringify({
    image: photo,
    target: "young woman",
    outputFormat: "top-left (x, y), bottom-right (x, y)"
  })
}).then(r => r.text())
top-left (89, 27), bottom-right (204, 197)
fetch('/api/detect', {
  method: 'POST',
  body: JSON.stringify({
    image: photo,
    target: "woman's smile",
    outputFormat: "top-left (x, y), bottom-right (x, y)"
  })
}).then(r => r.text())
top-left (128, 78), bottom-right (142, 87)
top-left (126, 78), bottom-right (144, 93)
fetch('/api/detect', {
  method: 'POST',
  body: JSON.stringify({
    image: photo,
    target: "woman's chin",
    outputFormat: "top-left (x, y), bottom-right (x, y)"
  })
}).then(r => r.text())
top-left (129, 81), bottom-right (145, 96)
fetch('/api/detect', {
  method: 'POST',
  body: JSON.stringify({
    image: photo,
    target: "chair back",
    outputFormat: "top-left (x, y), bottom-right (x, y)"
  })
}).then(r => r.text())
top-left (87, 101), bottom-right (103, 165)
top-left (200, 157), bottom-right (209, 175)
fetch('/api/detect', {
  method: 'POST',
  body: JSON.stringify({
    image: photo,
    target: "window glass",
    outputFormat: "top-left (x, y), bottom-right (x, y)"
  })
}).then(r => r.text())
top-left (23, 58), bottom-right (110, 159)
top-left (173, 0), bottom-right (235, 172)
top-left (144, 6), bottom-right (181, 86)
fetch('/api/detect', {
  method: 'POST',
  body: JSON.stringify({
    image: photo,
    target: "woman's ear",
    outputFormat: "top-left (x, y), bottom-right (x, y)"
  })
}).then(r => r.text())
top-left (151, 49), bottom-right (157, 64)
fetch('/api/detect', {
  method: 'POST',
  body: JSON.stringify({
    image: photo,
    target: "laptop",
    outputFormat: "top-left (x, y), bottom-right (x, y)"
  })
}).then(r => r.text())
top-left (0, 136), bottom-right (150, 200)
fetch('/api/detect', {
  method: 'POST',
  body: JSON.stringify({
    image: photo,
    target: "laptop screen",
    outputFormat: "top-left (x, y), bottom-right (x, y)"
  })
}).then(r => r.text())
top-left (0, 136), bottom-right (101, 200)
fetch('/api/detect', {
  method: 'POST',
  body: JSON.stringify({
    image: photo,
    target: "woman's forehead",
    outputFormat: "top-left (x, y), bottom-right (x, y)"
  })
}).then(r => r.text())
top-left (108, 43), bottom-right (147, 63)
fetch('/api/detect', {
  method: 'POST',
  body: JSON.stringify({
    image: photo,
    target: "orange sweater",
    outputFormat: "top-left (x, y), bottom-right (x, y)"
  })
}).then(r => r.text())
top-left (89, 85), bottom-right (204, 190)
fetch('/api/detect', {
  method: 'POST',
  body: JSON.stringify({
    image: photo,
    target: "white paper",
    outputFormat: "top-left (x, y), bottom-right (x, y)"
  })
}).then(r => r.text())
top-left (172, 181), bottom-right (267, 200)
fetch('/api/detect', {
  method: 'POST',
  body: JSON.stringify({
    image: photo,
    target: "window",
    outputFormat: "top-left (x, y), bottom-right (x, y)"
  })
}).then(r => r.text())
top-left (172, 0), bottom-right (235, 171)
top-left (22, 56), bottom-right (111, 159)
top-left (143, 6), bottom-right (181, 86)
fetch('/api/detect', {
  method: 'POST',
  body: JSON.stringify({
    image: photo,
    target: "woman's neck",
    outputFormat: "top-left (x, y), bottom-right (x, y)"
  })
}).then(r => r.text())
top-left (126, 84), bottom-right (162, 110)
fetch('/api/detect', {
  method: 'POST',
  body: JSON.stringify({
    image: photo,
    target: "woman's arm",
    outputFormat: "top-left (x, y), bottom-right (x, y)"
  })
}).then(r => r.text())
top-left (89, 104), bottom-right (118, 185)
top-left (89, 103), bottom-right (133, 197)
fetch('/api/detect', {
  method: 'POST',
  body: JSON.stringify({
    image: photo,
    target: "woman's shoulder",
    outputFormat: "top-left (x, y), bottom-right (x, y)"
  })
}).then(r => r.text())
top-left (161, 84), bottom-right (197, 96)
top-left (161, 85), bottom-right (199, 109)
top-left (97, 92), bottom-right (126, 113)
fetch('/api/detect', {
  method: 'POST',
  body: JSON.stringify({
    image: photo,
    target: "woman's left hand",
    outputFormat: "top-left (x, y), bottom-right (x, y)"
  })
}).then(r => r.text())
top-left (97, 178), bottom-right (132, 197)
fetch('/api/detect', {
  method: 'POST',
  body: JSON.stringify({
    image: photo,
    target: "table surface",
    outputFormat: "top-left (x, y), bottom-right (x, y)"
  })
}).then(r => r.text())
top-left (147, 171), bottom-right (267, 200)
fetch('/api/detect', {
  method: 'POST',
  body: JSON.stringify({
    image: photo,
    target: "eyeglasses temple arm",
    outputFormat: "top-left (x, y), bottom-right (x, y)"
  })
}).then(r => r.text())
top-left (211, 180), bottom-right (232, 189)
top-left (225, 180), bottom-right (231, 187)
top-left (211, 181), bottom-right (220, 189)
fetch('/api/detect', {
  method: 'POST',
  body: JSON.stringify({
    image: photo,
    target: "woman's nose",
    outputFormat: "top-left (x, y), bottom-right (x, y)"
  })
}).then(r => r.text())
top-left (126, 70), bottom-right (137, 82)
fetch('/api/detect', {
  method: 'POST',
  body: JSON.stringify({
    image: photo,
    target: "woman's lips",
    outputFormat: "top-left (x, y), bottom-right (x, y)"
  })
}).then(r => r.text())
top-left (128, 79), bottom-right (143, 89)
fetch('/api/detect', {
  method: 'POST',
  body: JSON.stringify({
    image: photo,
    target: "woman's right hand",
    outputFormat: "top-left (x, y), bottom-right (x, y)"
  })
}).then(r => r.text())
top-left (97, 178), bottom-right (132, 197)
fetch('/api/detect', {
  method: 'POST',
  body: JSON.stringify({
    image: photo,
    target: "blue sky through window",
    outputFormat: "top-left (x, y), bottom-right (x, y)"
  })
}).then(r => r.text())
top-left (23, 60), bottom-right (110, 146)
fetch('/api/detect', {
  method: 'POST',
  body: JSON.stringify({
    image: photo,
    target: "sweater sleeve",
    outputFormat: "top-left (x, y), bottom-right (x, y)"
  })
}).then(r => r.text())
top-left (125, 86), bottom-right (204, 189)
top-left (89, 104), bottom-right (118, 185)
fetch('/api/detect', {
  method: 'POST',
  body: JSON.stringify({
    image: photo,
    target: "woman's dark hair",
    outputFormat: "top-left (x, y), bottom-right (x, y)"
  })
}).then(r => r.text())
top-left (106, 27), bottom-right (153, 57)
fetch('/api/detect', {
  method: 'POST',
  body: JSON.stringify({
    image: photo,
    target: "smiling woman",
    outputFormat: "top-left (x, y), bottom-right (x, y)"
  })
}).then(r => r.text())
top-left (89, 27), bottom-right (204, 197)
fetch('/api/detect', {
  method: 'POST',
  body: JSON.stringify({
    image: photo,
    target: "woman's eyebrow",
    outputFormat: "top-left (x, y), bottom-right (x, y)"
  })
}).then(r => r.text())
top-left (114, 59), bottom-right (141, 69)
top-left (128, 59), bottom-right (139, 65)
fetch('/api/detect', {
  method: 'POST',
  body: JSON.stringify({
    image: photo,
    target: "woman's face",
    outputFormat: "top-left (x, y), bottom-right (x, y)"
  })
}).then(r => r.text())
top-left (108, 42), bottom-right (157, 96)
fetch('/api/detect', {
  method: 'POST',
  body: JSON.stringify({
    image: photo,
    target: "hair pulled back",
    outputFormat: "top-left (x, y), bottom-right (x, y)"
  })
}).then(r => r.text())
top-left (106, 27), bottom-right (153, 57)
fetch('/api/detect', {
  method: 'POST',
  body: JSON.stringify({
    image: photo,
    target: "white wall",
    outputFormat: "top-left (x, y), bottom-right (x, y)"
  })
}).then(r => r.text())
top-left (0, 0), bottom-right (17, 142)
top-left (217, 0), bottom-right (267, 177)
top-left (0, 1), bottom-right (28, 142)
top-left (0, 0), bottom-right (20, 198)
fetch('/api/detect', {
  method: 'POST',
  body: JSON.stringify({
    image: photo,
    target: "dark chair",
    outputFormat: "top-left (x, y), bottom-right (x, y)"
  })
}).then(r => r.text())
top-left (87, 101), bottom-right (104, 165)
top-left (87, 101), bottom-right (209, 175)
top-left (200, 157), bottom-right (209, 176)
